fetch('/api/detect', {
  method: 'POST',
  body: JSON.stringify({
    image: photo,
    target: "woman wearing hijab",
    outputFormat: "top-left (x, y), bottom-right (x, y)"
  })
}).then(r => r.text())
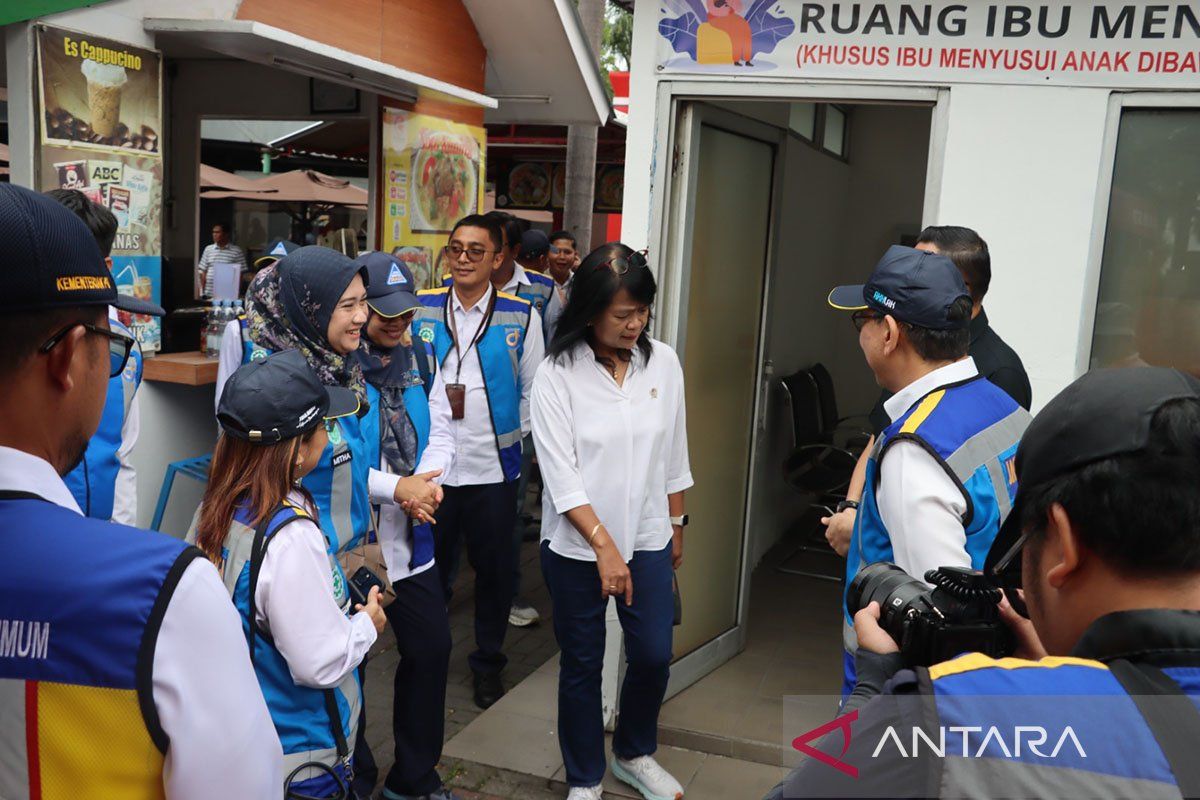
top-left (353, 252), bottom-right (456, 800)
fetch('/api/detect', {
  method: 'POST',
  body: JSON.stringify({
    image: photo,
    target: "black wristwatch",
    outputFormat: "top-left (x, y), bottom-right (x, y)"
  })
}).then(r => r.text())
top-left (835, 500), bottom-right (860, 514)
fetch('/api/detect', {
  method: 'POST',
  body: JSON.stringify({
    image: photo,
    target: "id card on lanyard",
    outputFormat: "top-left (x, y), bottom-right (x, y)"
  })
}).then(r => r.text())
top-left (444, 289), bottom-right (495, 420)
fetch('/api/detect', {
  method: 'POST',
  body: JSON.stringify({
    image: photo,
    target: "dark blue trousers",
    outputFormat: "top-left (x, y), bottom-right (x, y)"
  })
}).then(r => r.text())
top-left (541, 541), bottom-right (674, 788)
top-left (435, 481), bottom-right (519, 675)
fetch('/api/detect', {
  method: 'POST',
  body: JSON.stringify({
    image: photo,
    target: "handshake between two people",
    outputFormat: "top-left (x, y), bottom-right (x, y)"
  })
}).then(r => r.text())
top-left (393, 469), bottom-right (444, 525)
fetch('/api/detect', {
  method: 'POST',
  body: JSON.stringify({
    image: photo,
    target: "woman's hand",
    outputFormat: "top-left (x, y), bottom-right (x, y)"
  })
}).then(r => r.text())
top-left (595, 536), bottom-right (633, 606)
top-left (355, 585), bottom-right (387, 635)
top-left (394, 470), bottom-right (443, 523)
top-left (671, 524), bottom-right (684, 569)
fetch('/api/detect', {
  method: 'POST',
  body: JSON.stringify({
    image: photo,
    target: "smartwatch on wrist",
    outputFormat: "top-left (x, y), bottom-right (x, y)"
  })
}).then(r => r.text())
top-left (835, 500), bottom-right (860, 514)
top-left (670, 514), bottom-right (689, 528)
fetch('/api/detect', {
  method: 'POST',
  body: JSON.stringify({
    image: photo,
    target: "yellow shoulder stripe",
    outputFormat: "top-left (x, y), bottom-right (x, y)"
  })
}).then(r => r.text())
top-left (418, 287), bottom-right (449, 296)
top-left (928, 653), bottom-right (1106, 681)
top-left (497, 290), bottom-right (531, 306)
top-left (899, 390), bottom-right (945, 434)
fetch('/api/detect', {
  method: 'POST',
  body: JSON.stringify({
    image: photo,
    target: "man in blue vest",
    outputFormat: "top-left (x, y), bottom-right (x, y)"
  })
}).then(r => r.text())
top-left (414, 213), bottom-right (545, 709)
top-left (768, 367), bottom-right (1200, 799)
top-left (49, 189), bottom-right (164, 524)
top-left (0, 183), bottom-right (280, 797)
top-left (827, 246), bottom-right (1031, 695)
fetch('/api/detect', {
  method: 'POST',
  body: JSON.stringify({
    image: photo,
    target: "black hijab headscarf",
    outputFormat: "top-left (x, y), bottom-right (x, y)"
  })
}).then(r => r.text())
top-left (245, 246), bottom-right (370, 403)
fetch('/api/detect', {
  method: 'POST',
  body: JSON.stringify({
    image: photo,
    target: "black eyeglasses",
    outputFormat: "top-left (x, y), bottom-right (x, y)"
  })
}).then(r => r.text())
top-left (851, 310), bottom-right (882, 332)
top-left (40, 322), bottom-right (136, 378)
top-left (444, 244), bottom-right (496, 264)
top-left (601, 250), bottom-right (649, 275)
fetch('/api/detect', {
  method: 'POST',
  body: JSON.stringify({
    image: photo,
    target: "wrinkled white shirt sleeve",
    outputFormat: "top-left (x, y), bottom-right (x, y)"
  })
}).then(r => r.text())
top-left (415, 371), bottom-right (456, 484)
top-left (254, 517), bottom-right (377, 689)
top-left (531, 362), bottom-right (590, 515)
top-left (214, 319), bottom-right (243, 416)
top-left (112, 393), bottom-right (139, 525)
top-left (154, 559), bottom-right (283, 799)
top-left (877, 440), bottom-right (970, 584)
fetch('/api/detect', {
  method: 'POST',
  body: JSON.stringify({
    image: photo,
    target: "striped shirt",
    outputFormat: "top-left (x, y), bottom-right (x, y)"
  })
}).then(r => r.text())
top-left (199, 243), bottom-right (247, 297)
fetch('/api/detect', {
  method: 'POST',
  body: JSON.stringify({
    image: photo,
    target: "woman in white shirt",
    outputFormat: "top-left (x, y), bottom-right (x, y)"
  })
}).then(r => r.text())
top-left (531, 244), bottom-right (693, 800)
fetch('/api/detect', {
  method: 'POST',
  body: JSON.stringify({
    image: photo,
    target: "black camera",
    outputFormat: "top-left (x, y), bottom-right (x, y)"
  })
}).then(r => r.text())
top-left (847, 562), bottom-right (1014, 667)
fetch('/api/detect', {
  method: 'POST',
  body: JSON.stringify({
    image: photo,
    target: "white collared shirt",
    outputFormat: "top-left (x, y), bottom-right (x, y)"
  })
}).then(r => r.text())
top-left (0, 446), bottom-right (283, 798)
top-left (531, 340), bottom-right (694, 562)
top-left (877, 357), bottom-right (980, 584)
top-left (417, 283), bottom-right (545, 487)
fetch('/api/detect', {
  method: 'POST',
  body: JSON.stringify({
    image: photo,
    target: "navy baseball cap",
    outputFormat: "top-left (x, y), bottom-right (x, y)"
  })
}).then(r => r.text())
top-left (356, 251), bottom-right (420, 318)
top-left (254, 239), bottom-right (301, 268)
top-left (217, 349), bottom-right (360, 444)
top-left (0, 183), bottom-right (163, 315)
top-left (985, 367), bottom-right (1200, 581)
top-left (828, 245), bottom-right (971, 331)
top-left (520, 229), bottom-right (550, 259)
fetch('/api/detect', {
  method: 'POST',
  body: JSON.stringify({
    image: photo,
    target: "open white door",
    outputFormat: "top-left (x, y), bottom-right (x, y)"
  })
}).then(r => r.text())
top-left (659, 101), bottom-right (781, 696)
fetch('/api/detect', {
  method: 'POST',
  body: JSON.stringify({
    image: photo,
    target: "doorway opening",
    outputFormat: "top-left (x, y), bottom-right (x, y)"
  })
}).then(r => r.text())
top-left (657, 96), bottom-right (934, 765)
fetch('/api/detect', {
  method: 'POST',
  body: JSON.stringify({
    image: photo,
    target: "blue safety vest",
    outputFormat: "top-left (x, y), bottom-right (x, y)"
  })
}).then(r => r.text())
top-left (412, 287), bottom-right (530, 482)
top-left (920, 652), bottom-right (1200, 796)
top-left (62, 319), bottom-right (143, 520)
top-left (219, 501), bottom-right (358, 797)
top-left (389, 382), bottom-right (435, 571)
top-left (0, 491), bottom-right (200, 796)
top-left (442, 269), bottom-right (555, 320)
top-left (238, 333), bottom-right (380, 556)
top-left (842, 376), bottom-right (1031, 692)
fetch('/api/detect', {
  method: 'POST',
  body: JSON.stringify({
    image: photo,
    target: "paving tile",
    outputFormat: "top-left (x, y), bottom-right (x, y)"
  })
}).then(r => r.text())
top-left (682, 753), bottom-right (788, 800)
top-left (444, 709), bottom-right (563, 779)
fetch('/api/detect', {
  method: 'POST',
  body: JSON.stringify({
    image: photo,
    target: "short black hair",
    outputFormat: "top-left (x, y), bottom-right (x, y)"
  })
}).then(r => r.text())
top-left (549, 230), bottom-right (576, 248)
top-left (902, 296), bottom-right (972, 362)
top-left (0, 306), bottom-right (106, 381)
top-left (549, 242), bottom-right (656, 363)
top-left (917, 225), bottom-right (990, 305)
top-left (484, 211), bottom-right (524, 254)
top-left (451, 214), bottom-right (503, 252)
top-left (213, 222), bottom-right (230, 232)
top-left (1020, 398), bottom-right (1200, 577)
top-left (45, 189), bottom-right (118, 257)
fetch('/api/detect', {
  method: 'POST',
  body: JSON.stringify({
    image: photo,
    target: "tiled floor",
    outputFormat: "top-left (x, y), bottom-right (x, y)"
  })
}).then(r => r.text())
top-left (437, 535), bottom-right (847, 797)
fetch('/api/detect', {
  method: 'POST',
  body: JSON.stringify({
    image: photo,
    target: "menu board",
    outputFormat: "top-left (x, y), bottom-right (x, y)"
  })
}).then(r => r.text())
top-left (382, 107), bottom-right (486, 289)
top-left (36, 25), bottom-right (163, 352)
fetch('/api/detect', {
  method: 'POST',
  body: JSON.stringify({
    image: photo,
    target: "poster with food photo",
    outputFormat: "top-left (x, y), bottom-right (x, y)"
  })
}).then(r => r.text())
top-left (37, 25), bottom-right (161, 153)
top-left (381, 107), bottom-right (486, 256)
top-left (506, 163), bottom-right (552, 209)
top-left (36, 25), bottom-right (165, 352)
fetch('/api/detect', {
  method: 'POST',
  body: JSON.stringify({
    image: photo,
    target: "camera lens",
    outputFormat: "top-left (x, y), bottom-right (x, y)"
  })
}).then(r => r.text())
top-left (847, 562), bottom-right (933, 639)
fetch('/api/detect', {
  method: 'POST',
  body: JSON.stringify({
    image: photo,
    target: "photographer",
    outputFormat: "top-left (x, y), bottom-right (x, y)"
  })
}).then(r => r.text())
top-left (769, 367), bottom-right (1200, 799)
top-left (828, 246), bottom-right (1030, 694)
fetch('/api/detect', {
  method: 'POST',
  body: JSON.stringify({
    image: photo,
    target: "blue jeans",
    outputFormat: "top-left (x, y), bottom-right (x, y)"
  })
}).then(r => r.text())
top-left (541, 541), bottom-right (674, 788)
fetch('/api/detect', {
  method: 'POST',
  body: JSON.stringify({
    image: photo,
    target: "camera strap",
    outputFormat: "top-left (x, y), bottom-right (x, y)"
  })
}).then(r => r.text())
top-left (1109, 659), bottom-right (1200, 797)
top-left (247, 509), bottom-right (352, 772)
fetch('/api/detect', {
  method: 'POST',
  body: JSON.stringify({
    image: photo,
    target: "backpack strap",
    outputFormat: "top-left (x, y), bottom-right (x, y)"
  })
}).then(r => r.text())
top-left (246, 506), bottom-right (350, 764)
top-left (1109, 659), bottom-right (1200, 797)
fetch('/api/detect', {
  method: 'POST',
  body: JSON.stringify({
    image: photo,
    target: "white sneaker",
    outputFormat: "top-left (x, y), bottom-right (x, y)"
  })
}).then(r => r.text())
top-left (509, 599), bottom-right (540, 627)
top-left (611, 755), bottom-right (684, 800)
top-left (566, 785), bottom-right (603, 800)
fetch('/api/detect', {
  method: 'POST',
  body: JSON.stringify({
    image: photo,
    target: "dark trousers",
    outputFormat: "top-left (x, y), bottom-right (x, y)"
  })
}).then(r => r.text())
top-left (435, 481), bottom-right (519, 675)
top-left (512, 434), bottom-right (536, 597)
top-left (382, 565), bottom-right (453, 796)
top-left (541, 541), bottom-right (675, 788)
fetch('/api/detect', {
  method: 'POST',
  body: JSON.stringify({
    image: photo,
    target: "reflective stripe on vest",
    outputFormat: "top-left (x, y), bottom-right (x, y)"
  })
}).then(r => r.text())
top-left (925, 654), bottom-right (1199, 797)
top-left (0, 496), bottom-right (198, 797)
top-left (844, 377), bottom-right (1031, 636)
top-left (62, 321), bottom-right (142, 520)
top-left (412, 288), bottom-right (529, 482)
top-left (221, 503), bottom-right (358, 795)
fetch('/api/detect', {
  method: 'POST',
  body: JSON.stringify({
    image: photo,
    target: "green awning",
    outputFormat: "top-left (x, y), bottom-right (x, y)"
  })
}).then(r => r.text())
top-left (1, 1), bottom-right (109, 27)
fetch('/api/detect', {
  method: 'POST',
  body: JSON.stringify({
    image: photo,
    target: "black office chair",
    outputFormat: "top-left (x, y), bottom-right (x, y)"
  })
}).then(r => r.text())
top-left (776, 364), bottom-right (871, 581)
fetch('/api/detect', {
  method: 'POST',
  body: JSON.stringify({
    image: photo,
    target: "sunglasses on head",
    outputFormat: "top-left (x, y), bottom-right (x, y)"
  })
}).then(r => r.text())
top-left (599, 249), bottom-right (649, 275)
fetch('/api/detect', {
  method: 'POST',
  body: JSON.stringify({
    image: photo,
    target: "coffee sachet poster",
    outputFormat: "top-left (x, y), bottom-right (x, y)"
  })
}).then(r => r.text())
top-left (36, 25), bottom-right (164, 352)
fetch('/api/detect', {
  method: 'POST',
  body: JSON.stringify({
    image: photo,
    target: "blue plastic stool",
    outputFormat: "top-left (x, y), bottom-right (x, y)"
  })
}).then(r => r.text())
top-left (150, 454), bottom-right (212, 531)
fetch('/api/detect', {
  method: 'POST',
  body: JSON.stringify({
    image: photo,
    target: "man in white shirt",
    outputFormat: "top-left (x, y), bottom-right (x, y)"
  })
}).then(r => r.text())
top-left (0, 184), bottom-right (280, 798)
top-left (827, 245), bottom-right (1030, 696)
top-left (412, 214), bottom-right (545, 709)
top-left (198, 222), bottom-right (247, 299)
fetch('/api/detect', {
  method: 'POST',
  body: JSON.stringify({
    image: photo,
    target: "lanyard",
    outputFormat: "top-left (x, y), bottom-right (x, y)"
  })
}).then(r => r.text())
top-left (445, 287), bottom-right (495, 383)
